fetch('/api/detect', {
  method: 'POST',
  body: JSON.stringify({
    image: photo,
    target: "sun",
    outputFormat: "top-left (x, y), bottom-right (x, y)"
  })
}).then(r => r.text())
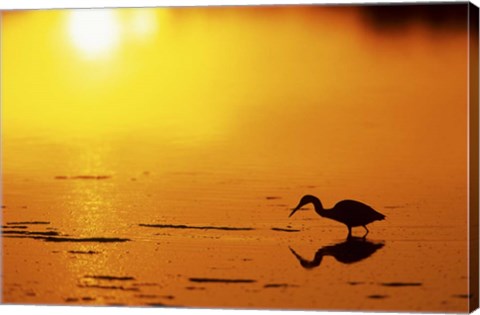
top-left (69, 9), bottom-right (120, 57)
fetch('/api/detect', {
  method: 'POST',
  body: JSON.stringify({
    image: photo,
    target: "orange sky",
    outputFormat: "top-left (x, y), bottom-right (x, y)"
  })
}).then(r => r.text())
top-left (1, 6), bottom-right (469, 189)
top-left (2, 6), bottom-right (468, 139)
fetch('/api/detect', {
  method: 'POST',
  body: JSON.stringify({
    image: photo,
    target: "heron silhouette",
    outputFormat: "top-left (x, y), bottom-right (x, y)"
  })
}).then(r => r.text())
top-left (289, 238), bottom-right (385, 269)
top-left (289, 195), bottom-right (385, 238)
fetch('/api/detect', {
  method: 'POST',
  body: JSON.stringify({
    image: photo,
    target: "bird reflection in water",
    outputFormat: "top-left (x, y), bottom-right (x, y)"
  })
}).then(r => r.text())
top-left (289, 238), bottom-right (385, 269)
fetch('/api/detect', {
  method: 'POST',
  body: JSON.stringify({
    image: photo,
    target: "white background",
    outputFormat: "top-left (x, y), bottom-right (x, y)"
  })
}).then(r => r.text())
top-left (0, 0), bottom-right (479, 315)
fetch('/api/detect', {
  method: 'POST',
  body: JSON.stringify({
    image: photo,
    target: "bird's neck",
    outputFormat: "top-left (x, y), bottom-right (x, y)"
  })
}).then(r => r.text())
top-left (311, 199), bottom-right (327, 217)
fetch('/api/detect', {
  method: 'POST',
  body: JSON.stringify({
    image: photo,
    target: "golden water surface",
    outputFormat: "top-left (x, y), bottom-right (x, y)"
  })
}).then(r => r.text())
top-left (1, 5), bottom-right (471, 312)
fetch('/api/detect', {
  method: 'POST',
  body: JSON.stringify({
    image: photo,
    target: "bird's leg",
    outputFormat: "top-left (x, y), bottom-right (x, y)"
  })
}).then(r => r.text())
top-left (362, 225), bottom-right (369, 238)
top-left (347, 226), bottom-right (352, 239)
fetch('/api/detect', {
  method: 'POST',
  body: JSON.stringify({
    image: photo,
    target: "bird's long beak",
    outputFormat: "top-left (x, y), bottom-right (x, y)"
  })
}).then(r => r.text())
top-left (289, 206), bottom-right (300, 218)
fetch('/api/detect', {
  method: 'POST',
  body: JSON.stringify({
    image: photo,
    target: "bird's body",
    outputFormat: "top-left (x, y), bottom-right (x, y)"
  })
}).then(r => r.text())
top-left (289, 195), bottom-right (385, 238)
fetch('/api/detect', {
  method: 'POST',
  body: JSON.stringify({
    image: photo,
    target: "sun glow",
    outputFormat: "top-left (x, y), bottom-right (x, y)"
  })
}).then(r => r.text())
top-left (69, 9), bottom-right (120, 57)
top-left (131, 9), bottom-right (158, 39)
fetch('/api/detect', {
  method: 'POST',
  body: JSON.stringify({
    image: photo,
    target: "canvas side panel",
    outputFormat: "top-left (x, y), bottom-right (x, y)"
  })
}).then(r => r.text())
top-left (469, 2), bottom-right (479, 312)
